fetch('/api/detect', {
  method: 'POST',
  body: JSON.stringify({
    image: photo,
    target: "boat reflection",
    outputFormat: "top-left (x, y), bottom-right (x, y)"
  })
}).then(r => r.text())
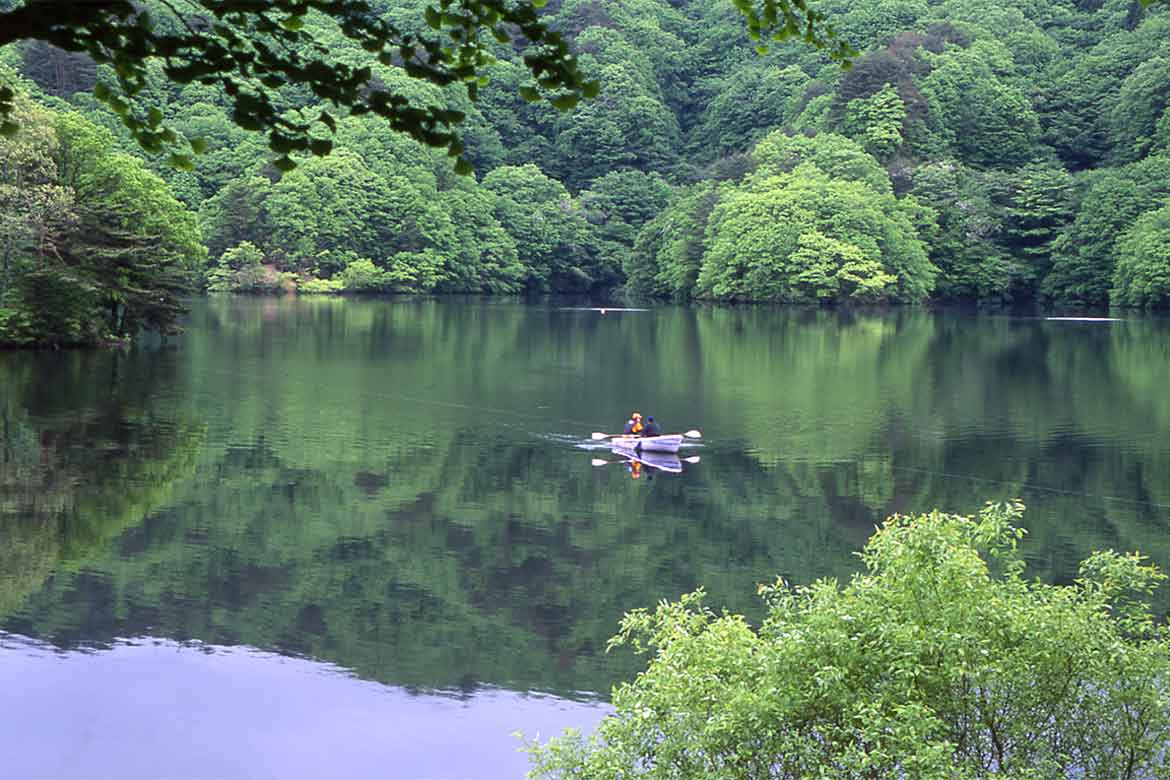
top-left (591, 447), bottom-right (701, 478)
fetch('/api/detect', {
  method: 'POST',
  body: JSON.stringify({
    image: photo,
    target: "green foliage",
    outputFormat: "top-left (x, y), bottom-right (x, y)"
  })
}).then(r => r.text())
top-left (530, 502), bottom-right (1170, 780)
top-left (841, 83), bottom-right (906, 161)
top-left (696, 167), bottom-right (934, 302)
top-left (753, 130), bottom-right (893, 194)
top-left (551, 64), bottom-right (681, 190)
top-left (918, 41), bottom-right (1040, 168)
top-left (1111, 202), bottom-right (1170, 307)
top-left (483, 164), bottom-right (607, 293)
top-left (627, 183), bottom-right (718, 298)
top-left (1001, 163), bottom-right (1074, 292)
top-left (207, 240), bottom-right (289, 293)
top-left (1110, 56), bottom-right (1170, 163)
top-left (908, 161), bottom-right (1017, 301)
top-left (339, 257), bottom-right (390, 293)
top-left (686, 65), bottom-right (810, 163)
top-left (0, 86), bottom-right (201, 345)
top-left (0, 0), bottom-right (599, 173)
top-left (1045, 155), bottom-right (1170, 304)
top-left (5, 0), bottom-right (1170, 308)
top-left (297, 276), bottom-right (345, 294)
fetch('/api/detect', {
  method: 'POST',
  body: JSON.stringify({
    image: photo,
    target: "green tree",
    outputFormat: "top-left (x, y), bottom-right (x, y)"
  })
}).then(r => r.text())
top-left (438, 185), bottom-right (523, 293)
top-left (0, 91), bottom-right (71, 303)
top-left (686, 65), bottom-right (810, 163)
top-left (752, 130), bottom-right (894, 195)
top-left (1111, 202), bottom-right (1170, 307)
top-left (841, 83), bottom-right (906, 161)
top-left (530, 503), bottom-right (1170, 780)
top-left (918, 40), bottom-right (1040, 168)
top-left (1, 89), bottom-right (202, 344)
top-left (1001, 163), bottom-right (1073, 295)
top-left (907, 161), bottom-right (1018, 301)
top-left (482, 164), bottom-right (606, 292)
top-left (551, 64), bottom-right (681, 190)
top-left (626, 183), bottom-right (719, 299)
top-left (695, 167), bottom-right (934, 302)
top-left (1044, 154), bottom-right (1170, 304)
top-left (580, 170), bottom-right (672, 246)
top-left (1110, 56), bottom-right (1170, 163)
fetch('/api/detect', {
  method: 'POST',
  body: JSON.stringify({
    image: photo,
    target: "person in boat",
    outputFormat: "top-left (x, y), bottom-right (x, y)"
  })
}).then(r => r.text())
top-left (623, 412), bottom-right (644, 435)
top-left (642, 416), bottom-right (661, 436)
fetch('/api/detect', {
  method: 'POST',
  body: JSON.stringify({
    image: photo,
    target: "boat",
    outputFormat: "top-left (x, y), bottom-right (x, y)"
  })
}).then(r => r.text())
top-left (607, 434), bottom-right (684, 453)
top-left (611, 446), bottom-right (683, 473)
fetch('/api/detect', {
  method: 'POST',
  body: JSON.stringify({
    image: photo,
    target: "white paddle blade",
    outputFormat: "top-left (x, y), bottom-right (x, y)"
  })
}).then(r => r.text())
top-left (683, 429), bottom-right (702, 439)
top-left (683, 456), bottom-right (702, 464)
top-left (591, 432), bottom-right (610, 440)
top-left (591, 458), bottom-right (610, 467)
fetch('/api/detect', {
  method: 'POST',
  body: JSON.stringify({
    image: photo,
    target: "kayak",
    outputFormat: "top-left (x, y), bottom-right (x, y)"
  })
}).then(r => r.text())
top-left (611, 446), bottom-right (683, 473)
top-left (608, 434), bottom-right (684, 453)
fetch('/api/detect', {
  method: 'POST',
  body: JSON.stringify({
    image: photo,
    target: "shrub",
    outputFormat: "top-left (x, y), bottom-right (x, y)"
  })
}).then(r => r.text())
top-left (297, 277), bottom-right (345, 295)
top-left (339, 258), bottom-right (389, 292)
top-left (529, 502), bottom-right (1170, 780)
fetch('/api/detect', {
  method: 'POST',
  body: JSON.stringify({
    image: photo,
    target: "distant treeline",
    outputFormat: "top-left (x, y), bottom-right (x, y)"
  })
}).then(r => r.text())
top-left (2, 0), bottom-right (1170, 343)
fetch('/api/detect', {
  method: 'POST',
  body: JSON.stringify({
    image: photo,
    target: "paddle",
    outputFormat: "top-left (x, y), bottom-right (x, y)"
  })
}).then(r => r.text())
top-left (591, 429), bottom-right (702, 440)
top-left (591, 456), bottom-right (702, 466)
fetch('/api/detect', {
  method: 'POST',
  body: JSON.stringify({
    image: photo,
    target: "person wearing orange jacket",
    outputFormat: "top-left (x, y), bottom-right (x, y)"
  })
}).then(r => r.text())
top-left (623, 412), bottom-right (644, 435)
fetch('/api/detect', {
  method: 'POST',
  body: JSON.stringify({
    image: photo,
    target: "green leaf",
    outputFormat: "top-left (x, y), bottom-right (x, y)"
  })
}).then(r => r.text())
top-left (0, 121), bottom-right (18, 137)
top-left (518, 86), bottom-right (541, 103)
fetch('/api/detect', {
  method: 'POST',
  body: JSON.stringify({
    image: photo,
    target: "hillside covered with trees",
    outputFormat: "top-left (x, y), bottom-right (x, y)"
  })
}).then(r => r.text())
top-left (2, 0), bottom-right (1170, 344)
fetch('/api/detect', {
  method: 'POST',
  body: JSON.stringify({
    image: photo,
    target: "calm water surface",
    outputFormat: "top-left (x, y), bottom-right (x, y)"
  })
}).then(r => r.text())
top-left (3, 298), bottom-right (1170, 778)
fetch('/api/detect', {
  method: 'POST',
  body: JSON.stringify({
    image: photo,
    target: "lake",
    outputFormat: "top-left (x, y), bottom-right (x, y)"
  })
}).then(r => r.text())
top-left (3, 297), bottom-right (1170, 779)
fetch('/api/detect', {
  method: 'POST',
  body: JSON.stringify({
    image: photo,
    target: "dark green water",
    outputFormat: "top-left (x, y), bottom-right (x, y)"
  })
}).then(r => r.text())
top-left (2, 298), bottom-right (1170, 778)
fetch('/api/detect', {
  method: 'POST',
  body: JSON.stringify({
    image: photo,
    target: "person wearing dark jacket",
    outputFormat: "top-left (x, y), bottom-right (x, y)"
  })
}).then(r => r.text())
top-left (642, 416), bottom-right (661, 436)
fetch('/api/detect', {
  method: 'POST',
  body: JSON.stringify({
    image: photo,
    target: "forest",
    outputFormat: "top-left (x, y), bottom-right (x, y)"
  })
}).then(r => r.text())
top-left (2, 0), bottom-right (1170, 345)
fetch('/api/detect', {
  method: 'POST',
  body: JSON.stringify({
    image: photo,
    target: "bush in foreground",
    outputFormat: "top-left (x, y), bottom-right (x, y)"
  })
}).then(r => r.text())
top-left (528, 503), bottom-right (1170, 780)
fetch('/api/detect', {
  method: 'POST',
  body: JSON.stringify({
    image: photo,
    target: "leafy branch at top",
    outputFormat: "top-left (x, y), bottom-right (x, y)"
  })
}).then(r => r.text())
top-left (0, 0), bottom-right (854, 172)
top-left (0, 0), bottom-right (599, 173)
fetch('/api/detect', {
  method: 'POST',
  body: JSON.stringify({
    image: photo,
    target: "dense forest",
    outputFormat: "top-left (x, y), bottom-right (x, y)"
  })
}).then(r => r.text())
top-left (2, 0), bottom-right (1170, 344)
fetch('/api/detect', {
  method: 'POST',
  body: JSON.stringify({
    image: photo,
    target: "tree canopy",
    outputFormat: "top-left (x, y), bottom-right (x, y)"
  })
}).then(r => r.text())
top-left (0, 0), bottom-right (852, 172)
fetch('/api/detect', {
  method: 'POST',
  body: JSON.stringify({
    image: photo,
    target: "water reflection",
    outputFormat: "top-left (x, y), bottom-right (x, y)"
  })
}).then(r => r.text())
top-left (1, 298), bottom-right (1169, 709)
top-left (0, 633), bottom-right (608, 780)
top-left (590, 448), bottom-right (701, 477)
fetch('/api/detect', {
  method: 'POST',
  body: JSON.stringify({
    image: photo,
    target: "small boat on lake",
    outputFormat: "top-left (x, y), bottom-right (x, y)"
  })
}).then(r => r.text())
top-left (607, 434), bottom-right (684, 453)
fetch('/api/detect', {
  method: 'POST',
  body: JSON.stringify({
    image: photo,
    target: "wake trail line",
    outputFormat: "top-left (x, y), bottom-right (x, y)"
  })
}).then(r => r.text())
top-left (888, 463), bottom-right (1170, 511)
top-left (197, 366), bottom-right (611, 433)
